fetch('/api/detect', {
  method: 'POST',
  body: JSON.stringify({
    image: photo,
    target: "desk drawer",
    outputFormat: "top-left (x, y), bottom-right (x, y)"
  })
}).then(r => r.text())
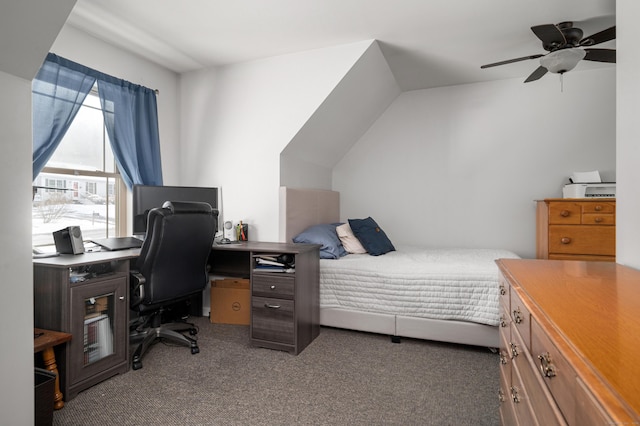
top-left (252, 274), bottom-right (295, 299)
top-left (548, 225), bottom-right (615, 256)
top-left (251, 296), bottom-right (294, 345)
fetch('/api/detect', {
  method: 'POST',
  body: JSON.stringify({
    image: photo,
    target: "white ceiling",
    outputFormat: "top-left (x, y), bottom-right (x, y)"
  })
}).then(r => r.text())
top-left (66, 0), bottom-right (616, 91)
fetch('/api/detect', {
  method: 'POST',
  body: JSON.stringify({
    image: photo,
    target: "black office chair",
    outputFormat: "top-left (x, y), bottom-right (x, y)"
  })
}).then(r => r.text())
top-left (129, 201), bottom-right (217, 370)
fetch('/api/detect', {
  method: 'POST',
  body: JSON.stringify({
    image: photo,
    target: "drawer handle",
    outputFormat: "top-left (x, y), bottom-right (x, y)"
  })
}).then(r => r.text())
top-left (500, 350), bottom-right (508, 365)
top-left (510, 342), bottom-right (519, 359)
top-left (512, 308), bottom-right (524, 324)
top-left (270, 285), bottom-right (276, 290)
top-left (595, 205), bottom-right (602, 211)
top-left (510, 386), bottom-right (521, 403)
top-left (560, 237), bottom-right (571, 245)
top-left (538, 352), bottom-right (557, 379)
top-left (499, 284), bottom-right (506, 296)
top-left (560, 210), bottom-right (570, 217)
top-left (500, 315), bottom-right (507, 328)
top-left (498, 388), bottom-right (506, 403)
top-left (264, 303), bottom-right (281, 309)
top-left (594, 217), bottom-right (603, 223)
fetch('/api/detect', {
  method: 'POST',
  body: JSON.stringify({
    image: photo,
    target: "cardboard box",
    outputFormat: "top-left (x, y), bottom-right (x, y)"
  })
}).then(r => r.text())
top-left (210, 278), bottom-right (250, 325)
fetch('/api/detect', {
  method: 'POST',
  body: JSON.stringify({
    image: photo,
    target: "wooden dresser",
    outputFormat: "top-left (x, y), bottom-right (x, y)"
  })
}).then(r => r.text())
top-left (536, 198), bottom-right (615, 261)
top-left (496, 258), bottom-right (640, 425)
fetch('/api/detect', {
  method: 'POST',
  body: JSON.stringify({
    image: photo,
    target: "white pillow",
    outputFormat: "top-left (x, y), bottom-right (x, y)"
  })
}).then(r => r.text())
top-left (336, 223), bottom-right (367, 254)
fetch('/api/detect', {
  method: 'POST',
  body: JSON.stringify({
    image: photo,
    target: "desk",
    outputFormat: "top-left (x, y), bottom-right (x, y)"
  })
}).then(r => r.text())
top-left (33, 248), bottom-right (138, 401)
top-left (33, 241), bottom-right (320, 400)
top-left (34, 328), bottom-right (72, 409)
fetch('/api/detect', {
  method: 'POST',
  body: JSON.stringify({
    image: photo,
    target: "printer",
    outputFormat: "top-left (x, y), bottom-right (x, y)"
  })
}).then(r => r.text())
top-left (563, 183), bottom-right (616, 198)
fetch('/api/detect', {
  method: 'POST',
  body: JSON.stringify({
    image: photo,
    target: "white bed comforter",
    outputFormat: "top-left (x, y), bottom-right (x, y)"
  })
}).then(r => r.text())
top-left (320, 246), bottom-right (520, 327)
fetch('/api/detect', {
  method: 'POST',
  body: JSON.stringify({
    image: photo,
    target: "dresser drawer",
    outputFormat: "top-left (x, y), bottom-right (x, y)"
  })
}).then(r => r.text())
top-left (500, 370), bottom-right (518, 426)
top-left (548, 225), bottom-right (615, 256)
top-left (548, 202), bottom-right (582, 225)
top-left (510, 289), bottom-right (531, 351)
top-left (581, 202), bottom-right (614, 215)
top-left (512, 328), bottom-right (567, 426)
top-left (511, 353), bottom-right (538, 425)
top-left (251, 296), bottom-right (294, 345)
top-left (575, 377), bottom-right (615, 426)
top-left (499, 320), bottom-right (511, 386)
top-left (581, 213), bottom-right (615, 225)
top-left (499, 276), bottom-right (509, 311)
top-left (531, 317), bottom-right (576, 424)
top-left (252, 274), bottom-right (295, 299)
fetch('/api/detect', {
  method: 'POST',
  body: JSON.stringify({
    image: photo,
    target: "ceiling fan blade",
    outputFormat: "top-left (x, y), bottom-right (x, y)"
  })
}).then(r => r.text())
top-left (531, 24), bottom-right (565, 47)
top-left (481, 54), bottom-right (544, 69)
top-left (583, 48), bottom-right (616, 63)
top-left (580, 26), bottom-right (615, 46)
top-left (524, 66), bottom-right (548, 83)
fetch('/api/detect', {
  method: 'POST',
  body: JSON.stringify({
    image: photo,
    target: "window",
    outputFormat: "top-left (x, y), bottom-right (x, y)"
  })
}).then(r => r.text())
top-left (32, 88), bottom-right (126, 247)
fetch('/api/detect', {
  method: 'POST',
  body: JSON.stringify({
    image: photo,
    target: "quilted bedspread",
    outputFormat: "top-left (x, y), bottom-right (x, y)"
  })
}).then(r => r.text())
top-left (319, 246), bottom-right (520, 327)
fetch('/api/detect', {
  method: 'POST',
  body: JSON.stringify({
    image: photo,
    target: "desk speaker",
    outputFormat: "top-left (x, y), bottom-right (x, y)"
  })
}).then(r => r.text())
top-left (53, 226), bottom-right (85, 254)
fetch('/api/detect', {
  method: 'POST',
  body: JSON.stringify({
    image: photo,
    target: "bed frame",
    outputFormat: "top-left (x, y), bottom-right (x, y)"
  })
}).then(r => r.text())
top-left (279, 186), bottom-right (499, 348)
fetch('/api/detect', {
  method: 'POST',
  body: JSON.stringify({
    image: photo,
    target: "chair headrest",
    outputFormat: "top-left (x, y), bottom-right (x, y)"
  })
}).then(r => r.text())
top-left (162, 201), bottom-right (215, 215)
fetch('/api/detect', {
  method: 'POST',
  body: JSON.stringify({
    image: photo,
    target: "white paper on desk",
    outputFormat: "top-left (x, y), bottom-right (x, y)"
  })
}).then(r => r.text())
top-left (571, 170), bottom-right (601, 183)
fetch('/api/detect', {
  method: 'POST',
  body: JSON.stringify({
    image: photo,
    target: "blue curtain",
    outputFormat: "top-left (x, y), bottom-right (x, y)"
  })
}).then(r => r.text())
top-left (98, 78), bottom-right (163, 189)
top-left (32, 54), bottom-right (96, 179)
top-left (32, 53), bottom-right (163, 188)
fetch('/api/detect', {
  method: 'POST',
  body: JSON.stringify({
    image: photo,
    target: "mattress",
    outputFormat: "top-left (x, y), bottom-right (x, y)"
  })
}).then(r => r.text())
top-left (320, 247), bottom-right (520, 327)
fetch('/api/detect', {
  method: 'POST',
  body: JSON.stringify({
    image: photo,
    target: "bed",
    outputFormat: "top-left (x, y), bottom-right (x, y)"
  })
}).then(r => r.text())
top-left (279, 187), bottom-right (520, 348)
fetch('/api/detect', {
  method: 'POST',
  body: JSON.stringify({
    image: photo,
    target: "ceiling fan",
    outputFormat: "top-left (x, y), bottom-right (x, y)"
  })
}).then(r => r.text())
top-left (481, 21), bottom-right (616, 83)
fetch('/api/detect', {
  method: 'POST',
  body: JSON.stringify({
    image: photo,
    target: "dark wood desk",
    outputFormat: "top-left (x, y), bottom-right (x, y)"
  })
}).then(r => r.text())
top-left (33, 248), bottom-right (139, 401)
top-left (34, 328), bottom-right (72, 409)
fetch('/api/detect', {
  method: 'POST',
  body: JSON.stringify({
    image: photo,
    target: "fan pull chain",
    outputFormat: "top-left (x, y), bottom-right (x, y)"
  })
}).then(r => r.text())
top-left (560, 73), bottom-right (564, 92)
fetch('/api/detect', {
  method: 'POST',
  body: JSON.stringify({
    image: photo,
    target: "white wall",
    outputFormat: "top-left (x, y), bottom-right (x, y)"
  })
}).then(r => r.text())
top-left (180, 41), bottom-right (374, 242)
top-left (334, 67), bottom-right (616, 258)
top-left (617, 0), bottom-right (640, 269)
top-left (0, 70), bottom-right (37, 426)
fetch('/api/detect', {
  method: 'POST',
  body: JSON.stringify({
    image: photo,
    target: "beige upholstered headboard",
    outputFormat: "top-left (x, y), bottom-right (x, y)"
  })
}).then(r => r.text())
top-left (279, 187), bottom-right (340, 242)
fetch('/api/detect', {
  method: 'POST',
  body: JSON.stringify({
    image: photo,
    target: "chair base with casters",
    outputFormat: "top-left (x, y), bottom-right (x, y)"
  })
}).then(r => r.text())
top-left (129, 308), bottom-right (200, 370)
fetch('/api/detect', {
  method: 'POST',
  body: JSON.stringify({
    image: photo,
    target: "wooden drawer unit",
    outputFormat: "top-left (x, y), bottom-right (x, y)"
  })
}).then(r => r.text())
top-left (536, 199), bottom-right (615, 261)
top-left (249, 244), bottom-right (320, 355)
top-left (495, 259), bottom-right (640, 425)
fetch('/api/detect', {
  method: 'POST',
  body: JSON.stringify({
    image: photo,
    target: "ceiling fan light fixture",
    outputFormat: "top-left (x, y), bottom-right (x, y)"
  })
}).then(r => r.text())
top-left (539, 48), bottom-right (586, 74)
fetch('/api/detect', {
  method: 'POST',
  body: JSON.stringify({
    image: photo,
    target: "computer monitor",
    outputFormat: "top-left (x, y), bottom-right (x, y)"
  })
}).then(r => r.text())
top-left (132, 185), bottom-right (219, 237)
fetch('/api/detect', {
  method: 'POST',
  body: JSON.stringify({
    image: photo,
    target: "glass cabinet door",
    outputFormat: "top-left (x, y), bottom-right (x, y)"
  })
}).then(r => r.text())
top-left (83, 292), bottom-right (115, 365)
top-left (69, 275), bottom-right (128, 384)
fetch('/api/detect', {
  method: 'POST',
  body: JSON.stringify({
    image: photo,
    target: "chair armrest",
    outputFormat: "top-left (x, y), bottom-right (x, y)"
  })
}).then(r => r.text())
top-left (130, 271), bottom-right (146, 308)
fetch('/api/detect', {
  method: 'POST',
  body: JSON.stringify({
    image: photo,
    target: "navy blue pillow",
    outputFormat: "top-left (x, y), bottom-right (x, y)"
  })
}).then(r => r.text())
top-left (292, 223), bottom-right (347, 259)
top-left (348, 217), bottom-right (395, 256)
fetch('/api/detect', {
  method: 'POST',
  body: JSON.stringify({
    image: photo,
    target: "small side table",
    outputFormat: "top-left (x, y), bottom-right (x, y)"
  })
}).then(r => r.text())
top-left (34, 328), bottom-right (72, 410)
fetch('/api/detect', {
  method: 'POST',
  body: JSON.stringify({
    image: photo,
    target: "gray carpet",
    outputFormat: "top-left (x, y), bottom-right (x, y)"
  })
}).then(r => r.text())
top-left (53, 317), bottom-right (499, 425)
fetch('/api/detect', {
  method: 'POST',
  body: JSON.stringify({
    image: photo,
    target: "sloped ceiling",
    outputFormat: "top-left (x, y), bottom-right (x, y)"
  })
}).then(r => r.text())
top-left (67, 0), bottom-right (615, 90)
top-left (0, 0), bottom-right (77, 80)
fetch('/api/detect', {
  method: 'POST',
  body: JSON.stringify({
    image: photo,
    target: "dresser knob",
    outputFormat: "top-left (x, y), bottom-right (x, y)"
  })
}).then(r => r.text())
top-left (499, 284), bottom-right (506, 296)
top-left (560, 210), bottom-right (570, 217)
top-left (510, 386), bottom-right (521, 403)
top-left (512, 308), bottom-right (524, 324)
top-left (270, 285), bottom-right (276, 290)
top-left (595, 217), bottom-right (603, 223)
top-left (510, 342), bottom-right (519, 359)
top-left (595, 205), bottom-right (602, 211)
top-left (561, 237), bottom-right (571, 244)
